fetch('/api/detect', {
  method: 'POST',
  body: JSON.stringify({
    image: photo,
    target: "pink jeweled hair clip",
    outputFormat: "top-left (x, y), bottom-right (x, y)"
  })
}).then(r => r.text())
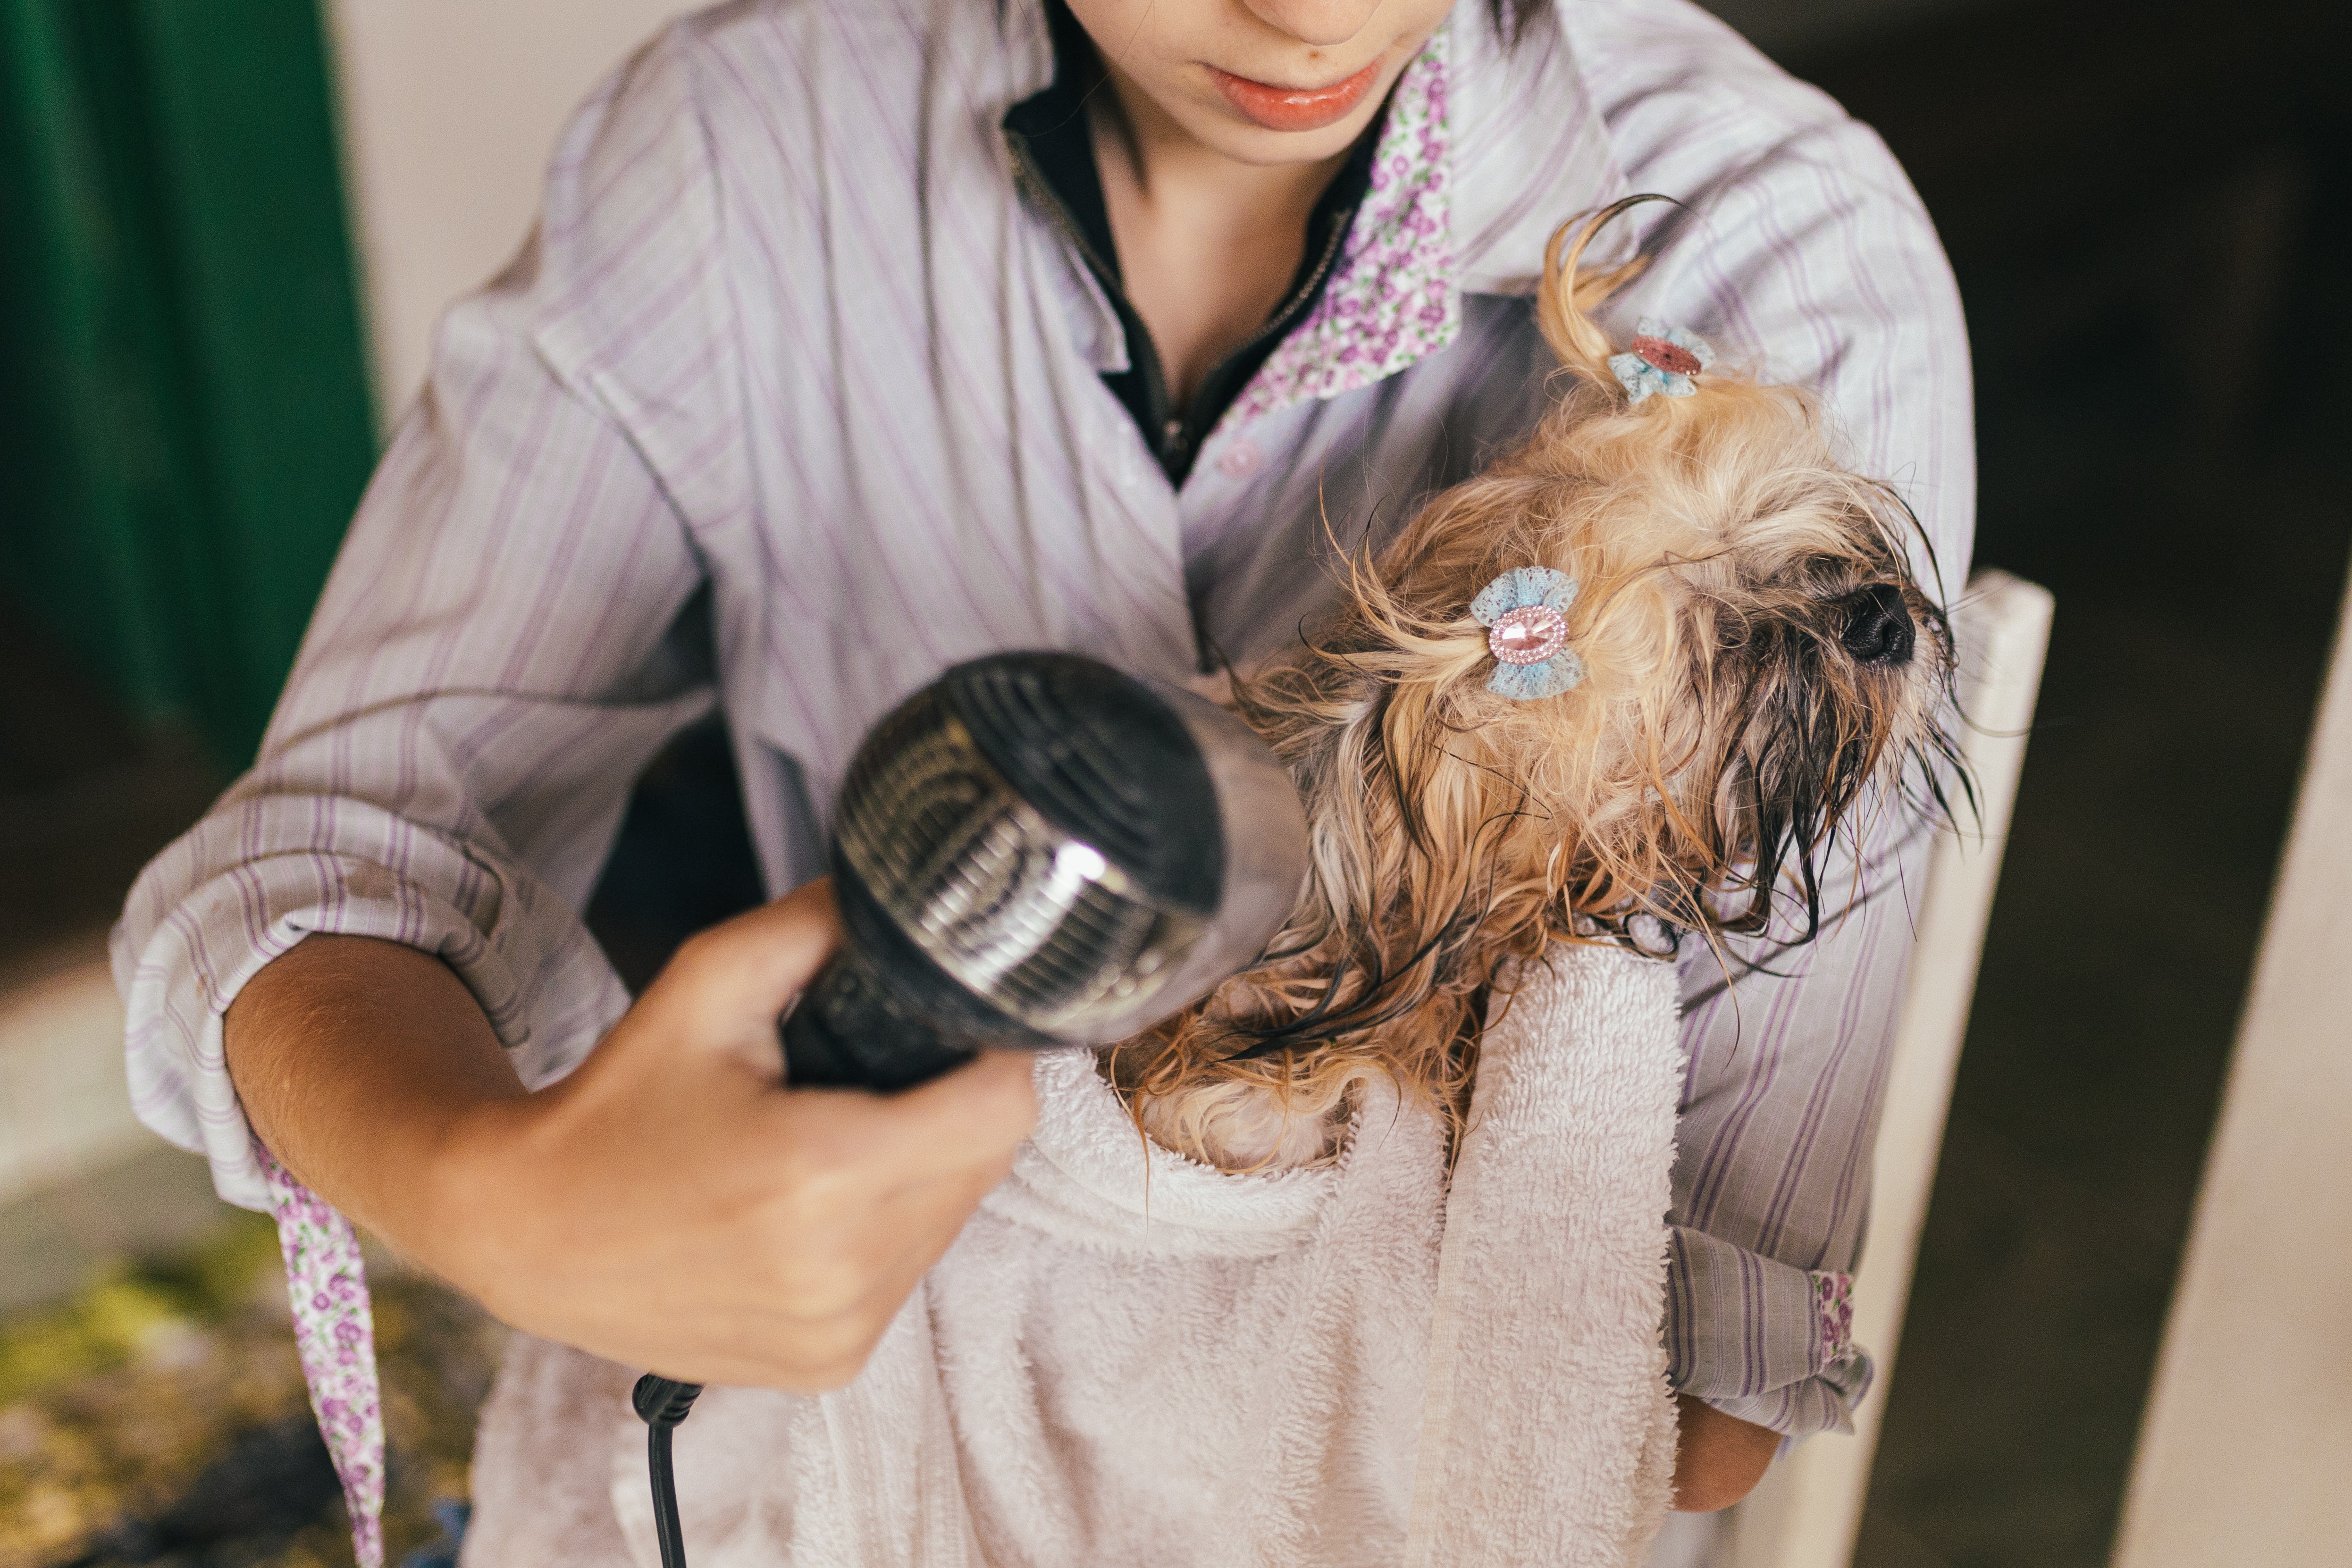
top-left (1470, 567), bottom-right (1585, 701)
top-left (1608, 317), bottom-right (1716, 402)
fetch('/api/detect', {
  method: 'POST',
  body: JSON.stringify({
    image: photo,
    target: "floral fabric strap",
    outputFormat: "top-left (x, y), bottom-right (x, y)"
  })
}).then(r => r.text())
top-left (1812, 1269), bottom-right (1857, 1366)
top-left (257, 1140), bottom-right (386, 1568)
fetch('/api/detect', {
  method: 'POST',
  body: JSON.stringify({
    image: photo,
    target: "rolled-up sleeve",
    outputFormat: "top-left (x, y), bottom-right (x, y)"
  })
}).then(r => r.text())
top-left (1582, 0), bottom-right (1978, 1434)
top-left (1664, 805), bottom-right (1939, 1435)
top-left (1666, 1224), bottom-right (1870, 1434)
top-left (109, 31), bottom-right (736, 1211)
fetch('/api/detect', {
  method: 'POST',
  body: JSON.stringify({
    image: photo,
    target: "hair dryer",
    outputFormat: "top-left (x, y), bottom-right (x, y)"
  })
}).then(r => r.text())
top-left (634, 651), bottom-right (1309, 1568)
top-left (779, 650), bottom-right (1309, 1090)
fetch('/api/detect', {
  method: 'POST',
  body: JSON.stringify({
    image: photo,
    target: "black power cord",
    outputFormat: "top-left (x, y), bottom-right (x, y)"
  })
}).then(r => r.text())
top-left (631, 1375), bottom-right (705, 1568)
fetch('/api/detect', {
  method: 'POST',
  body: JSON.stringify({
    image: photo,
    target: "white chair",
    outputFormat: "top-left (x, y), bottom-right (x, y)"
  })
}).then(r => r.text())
top-left (1661, 569), bottom-right (2054, 1568)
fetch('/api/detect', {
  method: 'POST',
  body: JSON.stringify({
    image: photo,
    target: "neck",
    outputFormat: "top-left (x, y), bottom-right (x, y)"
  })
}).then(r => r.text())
top-left (1085, 57), bottom-right (1355, 405)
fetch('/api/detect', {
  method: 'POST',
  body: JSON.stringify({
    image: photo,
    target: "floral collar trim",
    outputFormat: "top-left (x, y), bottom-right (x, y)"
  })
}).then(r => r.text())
top-left (1217, 29), bottom-right (1456, 436)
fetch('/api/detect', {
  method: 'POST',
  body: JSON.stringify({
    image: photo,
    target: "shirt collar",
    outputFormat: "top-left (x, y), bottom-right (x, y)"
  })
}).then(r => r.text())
top-left (994, 0), bottom-right (1629, 429)
top-left (1002, 0), bottom-right (1386, 479)
top-left (1003, 0), bottom-right (1380, 297)
top-left (1219, 27), bottom-right (1456, 433)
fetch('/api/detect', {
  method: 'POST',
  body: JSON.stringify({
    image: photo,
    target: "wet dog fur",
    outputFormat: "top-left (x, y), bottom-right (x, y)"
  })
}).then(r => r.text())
top-left (1106, 200), bottom-right (1963, 1170)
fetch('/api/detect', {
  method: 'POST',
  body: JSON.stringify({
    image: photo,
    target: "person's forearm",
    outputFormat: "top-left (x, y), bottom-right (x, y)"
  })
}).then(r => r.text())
top-left (215, 887), bottom-right (1037, 1387)
top-left (224, 934), bottom-right (525, 1266)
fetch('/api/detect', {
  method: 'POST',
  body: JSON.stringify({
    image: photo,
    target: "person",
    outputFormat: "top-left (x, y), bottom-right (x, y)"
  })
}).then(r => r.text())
top-left (113, 0), bottom-right (1972, 1548)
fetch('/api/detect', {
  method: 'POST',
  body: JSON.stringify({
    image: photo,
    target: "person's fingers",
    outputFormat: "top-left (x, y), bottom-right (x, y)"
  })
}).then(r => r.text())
top-left (810, 1157), bottom-right (1016, 1342)
top-left (640, 880), bottom-right (843, 1041)
top-left (631, 1156), bottom-right (1014, 1388)
top-left (864, 1151), bottom-right (1018, 1271)
top-left (774, 1049), bottom-right (1038, 1191)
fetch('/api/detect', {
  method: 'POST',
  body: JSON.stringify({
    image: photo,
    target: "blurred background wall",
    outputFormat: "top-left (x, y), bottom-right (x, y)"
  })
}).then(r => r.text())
top-left (322, 0), bottom-right (697, 420)
top-left (0, 1), bottom-right (2347, 1565)
top-left (0, 1), bottom-right (379, 1273)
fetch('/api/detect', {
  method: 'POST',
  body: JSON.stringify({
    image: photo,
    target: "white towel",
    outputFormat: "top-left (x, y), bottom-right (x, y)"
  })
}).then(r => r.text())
top-left (462, 944), bottom-right (1683, 1568)
top-left (1406, 944), bottom-right (1684, 1568)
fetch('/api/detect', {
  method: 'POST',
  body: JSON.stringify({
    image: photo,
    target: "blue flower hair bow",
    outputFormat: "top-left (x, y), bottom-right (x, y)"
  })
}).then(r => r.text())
top-left (1607, 317), bottom-right (1717, 402)
top-left (1471, 567), bottom-right (1585, 701)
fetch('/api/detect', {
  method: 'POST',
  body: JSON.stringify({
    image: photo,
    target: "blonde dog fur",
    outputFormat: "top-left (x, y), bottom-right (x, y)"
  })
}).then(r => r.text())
top-left (1109, 199), bottom-right (1960, 1170)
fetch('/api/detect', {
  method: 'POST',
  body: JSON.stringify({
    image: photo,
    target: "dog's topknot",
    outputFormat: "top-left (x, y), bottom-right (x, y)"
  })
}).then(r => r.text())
top-left (1109, 200), bottom-right (1962, 1172)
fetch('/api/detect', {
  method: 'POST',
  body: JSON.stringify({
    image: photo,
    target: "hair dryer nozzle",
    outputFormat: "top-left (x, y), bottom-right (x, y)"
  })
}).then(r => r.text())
top-left (780, 653), bottom-right (1308, 1090)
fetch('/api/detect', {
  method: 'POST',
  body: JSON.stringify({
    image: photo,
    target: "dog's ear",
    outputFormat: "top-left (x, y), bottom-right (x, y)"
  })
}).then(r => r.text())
top-left (1701, 619), bottom-right (1862, 940)
top-left (1688, 584), bottom-right (1952, 942)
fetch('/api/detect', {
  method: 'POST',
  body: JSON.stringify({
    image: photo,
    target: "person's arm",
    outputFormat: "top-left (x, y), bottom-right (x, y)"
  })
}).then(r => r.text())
top-left (108, 26), bottom-right (1048, 1386)
top-left (1663, 811), bottom-right (1939, 1437)
top-left (1562, 0), bottom-right (1977, 1477)
top-left (110, 29), bottom-right (741, 1216)
top-left (1674, 1396), bottom-right (1783, 1512)
top-left (226, 887), bottom-right (1034, 1386)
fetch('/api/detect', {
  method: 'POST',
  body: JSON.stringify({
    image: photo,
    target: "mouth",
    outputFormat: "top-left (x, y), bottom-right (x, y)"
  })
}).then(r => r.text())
top-left (1207, 59), bottom-right (1384, 133)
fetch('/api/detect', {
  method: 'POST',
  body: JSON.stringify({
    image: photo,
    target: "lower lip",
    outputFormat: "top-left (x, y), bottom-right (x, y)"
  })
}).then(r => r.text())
top-left (1209, 59), bottom-right (1382, 133)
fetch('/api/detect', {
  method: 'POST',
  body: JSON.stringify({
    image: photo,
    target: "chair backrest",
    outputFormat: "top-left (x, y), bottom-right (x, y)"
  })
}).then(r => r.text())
top-left (1714, 569), bottom-right (2056, 1568)
top-left (2109, 557), bottom-right (2352, 1561)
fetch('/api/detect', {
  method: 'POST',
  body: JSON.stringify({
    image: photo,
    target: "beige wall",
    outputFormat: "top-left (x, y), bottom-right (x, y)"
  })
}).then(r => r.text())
top-left (0, 945), bottom-right (145, 1208)
top-left (2112, 562), bottom-right (2352, 1561)
top-left (322, 0), bottom-right (695, 425)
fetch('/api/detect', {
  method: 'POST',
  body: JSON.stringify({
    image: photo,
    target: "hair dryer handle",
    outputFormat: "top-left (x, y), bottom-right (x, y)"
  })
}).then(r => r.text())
top-left (780, 939), bottom-right (981, 1092)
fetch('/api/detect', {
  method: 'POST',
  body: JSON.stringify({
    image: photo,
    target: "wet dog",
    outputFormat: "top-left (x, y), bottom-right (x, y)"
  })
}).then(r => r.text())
top-left (1110, 200), bottom-right (1961, 1170)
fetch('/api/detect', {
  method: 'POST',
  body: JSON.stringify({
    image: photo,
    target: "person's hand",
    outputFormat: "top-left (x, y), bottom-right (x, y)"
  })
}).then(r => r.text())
top-left (414, 881), bottom-right (1038, 1389)
top-left (1671, 1394), bottom-right (1781, 1510)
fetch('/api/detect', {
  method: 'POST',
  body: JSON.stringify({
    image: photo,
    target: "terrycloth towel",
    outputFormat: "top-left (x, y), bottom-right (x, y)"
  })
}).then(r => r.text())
top-left (462, 943), bottom-right (1683, 1568)
top-left (1405, 943), bottom-right (1684, 1567)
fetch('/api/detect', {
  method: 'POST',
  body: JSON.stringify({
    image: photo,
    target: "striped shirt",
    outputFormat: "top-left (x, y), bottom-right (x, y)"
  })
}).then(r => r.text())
top-left (112, 0), bottom-right (1974, 1438)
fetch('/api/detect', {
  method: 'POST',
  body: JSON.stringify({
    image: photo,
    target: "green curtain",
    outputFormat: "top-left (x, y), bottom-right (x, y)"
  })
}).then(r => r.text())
top-left (0, 0), bottom-right (376, 767)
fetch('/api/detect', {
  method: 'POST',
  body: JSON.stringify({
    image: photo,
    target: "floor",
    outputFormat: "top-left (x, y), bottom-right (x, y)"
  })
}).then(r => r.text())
top-left (0, 1167), bottom-right (502, 1568)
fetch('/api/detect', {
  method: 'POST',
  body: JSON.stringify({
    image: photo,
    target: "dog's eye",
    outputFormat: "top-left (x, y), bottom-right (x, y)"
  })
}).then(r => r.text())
top-left (1839, 584), bottom-right (1915, 667)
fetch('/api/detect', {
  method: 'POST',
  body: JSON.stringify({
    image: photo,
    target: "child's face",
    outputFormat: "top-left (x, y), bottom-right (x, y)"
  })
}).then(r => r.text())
top-left (1063, 0), bottom-right (1454, 166)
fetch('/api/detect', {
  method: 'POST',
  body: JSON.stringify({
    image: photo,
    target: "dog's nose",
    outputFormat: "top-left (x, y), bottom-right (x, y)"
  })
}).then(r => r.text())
top-left (1840, 585), bottom-right (1916, 666)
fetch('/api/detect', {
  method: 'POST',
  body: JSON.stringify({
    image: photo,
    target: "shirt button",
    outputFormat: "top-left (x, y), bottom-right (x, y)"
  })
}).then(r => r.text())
top-left (1217, 439), bottom-right (1264, 480)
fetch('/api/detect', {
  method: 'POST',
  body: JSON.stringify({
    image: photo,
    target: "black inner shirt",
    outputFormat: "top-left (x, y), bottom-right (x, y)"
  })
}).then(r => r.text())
top-left (1001, 0), bottom-right (1384, 486)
